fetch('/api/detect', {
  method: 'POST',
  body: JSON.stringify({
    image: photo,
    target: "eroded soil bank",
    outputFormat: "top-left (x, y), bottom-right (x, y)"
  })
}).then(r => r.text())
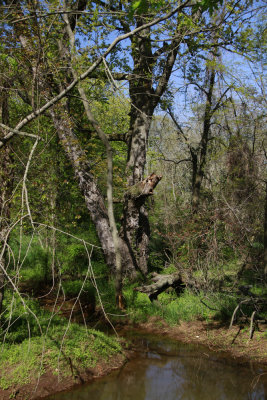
top-left (1, 318), bottom-right (266, 400)
top-left (119, 317), bottom-right (267, 365)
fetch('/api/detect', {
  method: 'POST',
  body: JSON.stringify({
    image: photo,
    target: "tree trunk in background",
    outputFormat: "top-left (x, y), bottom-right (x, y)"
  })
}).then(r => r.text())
top-left (0, 85), bottom-right (13, 315)
top-left (191, 59), bottom-right (216, 213)
top-left (264, 181), bottom-right (267, 276)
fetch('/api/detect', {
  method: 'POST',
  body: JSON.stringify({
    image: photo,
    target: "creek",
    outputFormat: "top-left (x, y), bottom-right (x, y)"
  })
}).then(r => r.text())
top-left (46, 332), bottom-right (266, 400)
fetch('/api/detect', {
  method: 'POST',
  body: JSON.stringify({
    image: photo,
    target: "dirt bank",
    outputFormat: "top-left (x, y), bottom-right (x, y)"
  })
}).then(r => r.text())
top-left (119, 317), bottom-right (267, 366)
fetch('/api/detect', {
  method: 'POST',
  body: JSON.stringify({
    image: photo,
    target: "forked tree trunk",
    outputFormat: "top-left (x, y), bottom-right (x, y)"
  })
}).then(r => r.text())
top-left (121, 171), bottom-right (162, 275)
top-left (121, 14), bottom-right (181, 274)
top-left (51, 106), bottom-right (161, 281)
top-left (123, 109), bottom-right (154, 275)
top-left (122, 23), bottom-right (161, 275)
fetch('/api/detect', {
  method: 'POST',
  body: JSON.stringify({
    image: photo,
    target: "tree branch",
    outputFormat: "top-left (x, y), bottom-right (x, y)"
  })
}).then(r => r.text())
top-left (0, 3), bottom-right (184, 149)
top-left (0, 123), bottom-right (42, 141)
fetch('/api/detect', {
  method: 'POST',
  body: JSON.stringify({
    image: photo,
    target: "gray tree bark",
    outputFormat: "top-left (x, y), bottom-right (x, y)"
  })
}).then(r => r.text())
top-left (50, 106), bottom-right (118, 272)
top-left (135, 272), bottom-right (184, 301)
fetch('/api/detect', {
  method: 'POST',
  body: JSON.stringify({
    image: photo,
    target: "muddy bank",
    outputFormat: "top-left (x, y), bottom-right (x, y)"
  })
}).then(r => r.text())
top-left (118, 317), bottom-right (267, 366)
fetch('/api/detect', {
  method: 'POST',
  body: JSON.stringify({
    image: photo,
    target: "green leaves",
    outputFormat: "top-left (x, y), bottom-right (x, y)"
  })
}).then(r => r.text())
top-left (129, 0), bottom-right (147, 18)
top-left (194, 0), bottom-right (223, 14)
top-left (129, 0), bottom-right (165, 19)
top-left (132, 0), bottom-right (144, 12)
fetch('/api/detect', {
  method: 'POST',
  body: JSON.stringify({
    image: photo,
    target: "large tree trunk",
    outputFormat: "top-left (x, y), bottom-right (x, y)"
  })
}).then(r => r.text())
top-left (50, 107), bottom-right (119, 272)
top-left (121, 13), bottom-right (181, 274)
top-left (123, 108), bottom-right (155, 275)
top-left (121, 20), bottom-right (162, 275)
top-left (50, 106), bottom-right (160, 280)
top-left (50, 103), bottom-right (162, 279)
top-left (121, 173), bottom-right (162, 275)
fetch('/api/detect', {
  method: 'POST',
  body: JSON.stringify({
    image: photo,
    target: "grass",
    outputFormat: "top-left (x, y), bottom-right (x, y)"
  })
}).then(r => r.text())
top-left (0, 291), bottom-right (122, 390)
top-left (0, 322), bottom-right (122, 390)
top-left (123, 285), bottom-right (242, 325)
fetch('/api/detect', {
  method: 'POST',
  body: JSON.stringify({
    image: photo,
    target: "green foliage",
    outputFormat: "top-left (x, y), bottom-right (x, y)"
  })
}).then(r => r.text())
top-left (62, 280), bottom-right (93, 298)
top-left (148, 252), bottom-right (165, 272)
top-left (194, 0), bottom-right (223, 14)
top-left (148, 233), bottom-right (168, 272)
top-left (0, 338), bottom-right (44, 390)
top-left (123, 286), bottom-right (158, 322)
top-left (1, 292), bottom-right (56, 343)
top-left (250, 286), bottom-right (267, 297)
top-left (0, 324), bottom-right (122, 390)
top-left (96, 278), bottom-right (117, 314)
top-left (61, 280), bottom-right (95, 306)
top-left (46, 324), bottom-right (121, 373)
top-left (161, 264), bottom-right (177, 275)
top-left (129, 0), bottom-right (164, 18)
top-left (124, 285), bottom-right (243, 325)
top-left (158, 291), bottom-right (213, 324)
top-left (8, 235), bottom-right (51, 292)
top-left (59, 242), bottom-right (90, 277)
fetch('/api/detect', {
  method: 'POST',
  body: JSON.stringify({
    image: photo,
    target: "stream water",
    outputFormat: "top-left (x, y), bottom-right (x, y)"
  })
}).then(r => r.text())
top-left (46, 333), bottom-right (267, 400)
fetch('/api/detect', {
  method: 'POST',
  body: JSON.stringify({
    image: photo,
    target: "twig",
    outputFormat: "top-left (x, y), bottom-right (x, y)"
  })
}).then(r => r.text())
top-left (229, 299), bottom-right (249, 329)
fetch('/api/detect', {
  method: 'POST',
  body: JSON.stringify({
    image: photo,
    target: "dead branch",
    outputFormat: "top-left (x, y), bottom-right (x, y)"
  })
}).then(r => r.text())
top-left (135, 272), bottom-right (184, 301)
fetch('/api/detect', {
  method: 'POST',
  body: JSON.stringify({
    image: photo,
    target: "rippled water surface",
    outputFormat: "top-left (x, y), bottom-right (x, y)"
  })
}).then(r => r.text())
top-left (47, 334), bottom-right (267, 400)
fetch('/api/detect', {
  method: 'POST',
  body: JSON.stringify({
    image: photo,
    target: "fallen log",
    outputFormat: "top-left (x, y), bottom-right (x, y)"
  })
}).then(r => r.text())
top-left (135, 272), bottom-right (184, 301)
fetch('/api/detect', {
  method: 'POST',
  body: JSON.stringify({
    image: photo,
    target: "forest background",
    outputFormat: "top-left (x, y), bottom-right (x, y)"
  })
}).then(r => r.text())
top-left (0, 0), bottom-right (266, 394)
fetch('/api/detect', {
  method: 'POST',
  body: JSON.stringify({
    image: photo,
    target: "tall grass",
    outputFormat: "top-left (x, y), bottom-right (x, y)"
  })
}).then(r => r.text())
top-left (123, 286), bottom-right (240, 325)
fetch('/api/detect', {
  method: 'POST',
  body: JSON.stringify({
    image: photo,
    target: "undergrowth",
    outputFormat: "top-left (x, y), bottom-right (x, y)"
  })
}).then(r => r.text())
top-left (0, 292), bottom-right (122, 390)
top-left (0, 321), bottom-right (122, 390)
top-left (123, 287), bottom-right (242, 325)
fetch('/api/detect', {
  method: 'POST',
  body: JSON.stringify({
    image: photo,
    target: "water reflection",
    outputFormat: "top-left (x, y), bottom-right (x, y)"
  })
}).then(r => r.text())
top-left (47, 335), bottom-right (267, 400)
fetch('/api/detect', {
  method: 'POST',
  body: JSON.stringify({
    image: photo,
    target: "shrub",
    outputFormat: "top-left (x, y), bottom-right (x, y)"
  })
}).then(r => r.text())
top-left (9, 234), bottom-right (51, 292)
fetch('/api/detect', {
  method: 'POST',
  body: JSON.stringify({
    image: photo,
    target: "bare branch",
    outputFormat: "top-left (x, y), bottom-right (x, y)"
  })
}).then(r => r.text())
top-left (157, 157), bottom-right (191, 165)
top-left (0, 123), bottom-right (43, 142)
